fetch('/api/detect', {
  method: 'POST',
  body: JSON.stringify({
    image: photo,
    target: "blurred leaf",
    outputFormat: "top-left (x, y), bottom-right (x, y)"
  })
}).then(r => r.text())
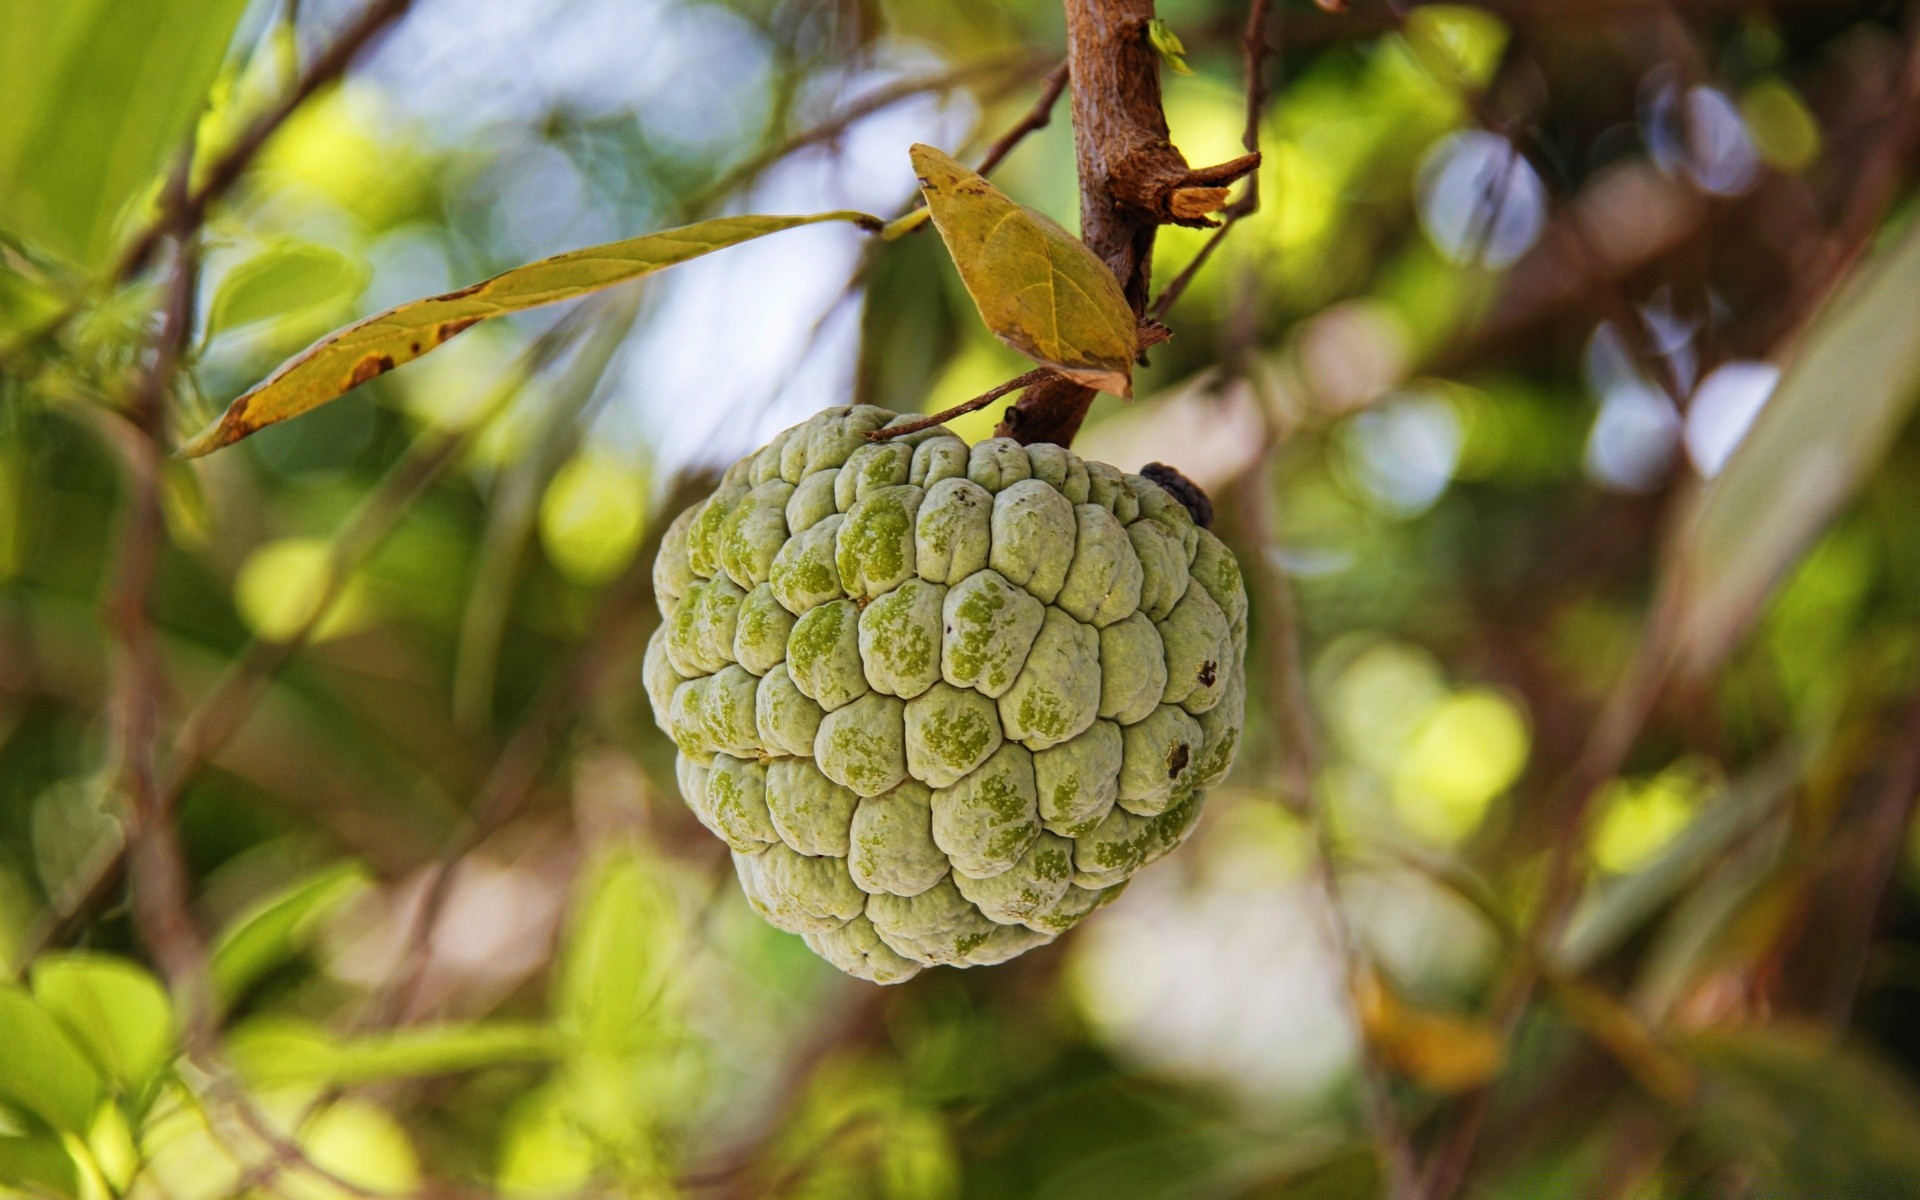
top-left (495, 1087), bottom-right (594, 1196)
top-left (1667, 216), bottom-right (1920, 671)
top-left (227, 1018), bottom-right (557, 1086)
top-left (261, 1093), bottom-right (421, 1198)
top-left (1355, 968), bottom-right (1503, 1092)
top-left (559, 848), bottom-right (682, 1056)
top-left (180, 210), bottom-right (884, 457)
top-left (1690, 1026), bottom-right (1920, 1196)
top-left (1546, 974), bottom-right (1695, 1105)
top-left (86, 1100), bottom-right (138, 1193)
top-left (911, 143), bottom-right (1137, 396)
top-left (0, 984), bottom-right (101, 1134)
top-left (208, 240), bottom-right (369, 335)
top-left (159, 458), bottom-right (210, 547)
top-left (209, 860), bottom-right (372, 1011)
top-left (0, 1135), bottom-right (79, 1199)
top-left (29, 952), bottom-right (174, 1097)
top-left (0, 0), bottom-right (249, 271)
top-left (1560, 747), bottom-right (1802, 970)
top-left (880, 1109), bottom-right (960, 1200)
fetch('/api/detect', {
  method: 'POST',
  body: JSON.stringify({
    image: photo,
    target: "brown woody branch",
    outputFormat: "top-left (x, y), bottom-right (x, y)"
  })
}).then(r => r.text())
top-left (998, 0), bottom-right (1261, 448)
top-left (1149, 0), bottom-right (1275, 322)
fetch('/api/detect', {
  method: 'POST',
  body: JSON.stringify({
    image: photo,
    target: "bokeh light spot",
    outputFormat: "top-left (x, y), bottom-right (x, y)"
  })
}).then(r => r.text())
top-left (539, 453), bottom-right (650, 586)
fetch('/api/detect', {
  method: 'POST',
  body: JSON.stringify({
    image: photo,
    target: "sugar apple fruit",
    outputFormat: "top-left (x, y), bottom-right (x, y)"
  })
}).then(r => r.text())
top-left (646, 405), bottom-right (1247, 983)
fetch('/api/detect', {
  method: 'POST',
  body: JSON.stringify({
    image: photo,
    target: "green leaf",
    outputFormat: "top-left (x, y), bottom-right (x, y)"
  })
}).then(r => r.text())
top-left (559, 847), bottom-right (682, 1057)
top-left (209, 860), bottom-right (372, 1012)
top-left (1146, 19), bottom-right (1194, 75)
top-left (910, 143), bottom-right (1138, 397)
top-left (227, 1018), bottom-right (558, 1087)
top-left (29, 952), bottom-right (174, 1098)
top-left (0, 984), bottom-right (101, 1135)
top-left (208, 239), bottom-right (370, 335)
top-left (1559, 747), bottom-right (1803, 970)
top-left (1665, 215), bottom-right (1920, 671)
top-left (0, 1135), bottom-right (79, 1199)
top-left (0, 0), bottom-right (250, 271)
top-left (180, 209), bottom-right (884, 457)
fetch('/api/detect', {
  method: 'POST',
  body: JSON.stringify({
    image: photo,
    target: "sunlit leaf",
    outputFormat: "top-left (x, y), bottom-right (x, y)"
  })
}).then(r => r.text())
top-left (559, 847), bottom-right (682, 1057)
top-left (495, 1087), bottom-right (594, 1196)
top-left (30, 952), bottom-right (174, 1098)
top-left (0, 0), bottom-right (249, 271)
top-left (208, 239), bottom-right (369, 334)
top-left (1146, 19), bottom-right (1194, 75)
top-left (227, 1018), bottom-right (558, 1087)
top-left (1560, 747), bottom-right (1803, 970)
top-left (0, 984), bottom-right (101, 1134)
top-left (281, 1096), bottom-right (421, 1199)
top-left (209, 860), bottom-right (373, 1011)
top-left (0, 1135), bottom-right (79, 1199)
top-left (87, 1101), bottom-right (138, 1193)
top-left (1666, 216), bottom-right (1920, 671)
top-left (910, 143), bottom-right (1137, 397)
top-left (180, 209), bottom-right (885, 457)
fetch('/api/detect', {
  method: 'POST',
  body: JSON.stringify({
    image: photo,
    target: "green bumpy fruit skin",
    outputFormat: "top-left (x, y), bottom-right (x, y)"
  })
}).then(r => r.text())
top-left (646, 407), bottom-right (1246, 984)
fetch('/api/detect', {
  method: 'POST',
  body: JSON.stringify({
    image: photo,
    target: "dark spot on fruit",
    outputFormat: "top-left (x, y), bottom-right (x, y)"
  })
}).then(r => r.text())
top-left (409, 341), bottom-right (421, 352)
top-left (1166, 743), bottom-right (1189, 777)
top-left (1197, 661), bottom-right (1217, 688)
top-left (440, 281), bottom-right (487, 300)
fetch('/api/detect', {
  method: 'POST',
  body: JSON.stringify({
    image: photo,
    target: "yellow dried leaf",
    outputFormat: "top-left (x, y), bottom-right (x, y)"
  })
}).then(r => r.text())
top-left (1356, 968), bottom-right (1505, 1093)
top-left (910, 143), bottom-right (1137, 397)
top-left (179, 210), bottom-right (883, 457)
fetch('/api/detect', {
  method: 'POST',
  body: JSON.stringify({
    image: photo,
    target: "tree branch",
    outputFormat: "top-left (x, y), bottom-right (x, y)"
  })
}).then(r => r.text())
top-left (998, 0), bottom-right (1261, 447)
top-left (1149, 0), bottom-right (1274, 321)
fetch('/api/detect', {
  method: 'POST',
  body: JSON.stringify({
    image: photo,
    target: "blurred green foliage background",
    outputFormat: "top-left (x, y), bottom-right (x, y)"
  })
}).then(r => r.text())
top-left (5, 0), bottom-right (1920, 1196)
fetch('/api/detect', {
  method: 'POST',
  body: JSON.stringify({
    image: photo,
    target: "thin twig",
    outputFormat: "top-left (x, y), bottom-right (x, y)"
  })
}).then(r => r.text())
top-left (974, 60), bottom-right (1074, 177)
top-left (110, 204), bottom-right (209, 1007)
top-left (1147, 0), bottom-right (1275, 322)
top-left (1420, 624), bottom-right (1675, 1200)
top-left (0, 0), bottom-right (418, 410)
top-left (114, 0), bottom-right (417, 284)
top-left (864, 368), bottom-right (1053, 440)
top-left (1231, 458), bottom-right (1421, 1198)
top-left (21, 312), bottom-right (600, 965)
top-left (1000, 0), bottom-right (1264, 445)
top-left (697, 53), bottom-right (1047, 207)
